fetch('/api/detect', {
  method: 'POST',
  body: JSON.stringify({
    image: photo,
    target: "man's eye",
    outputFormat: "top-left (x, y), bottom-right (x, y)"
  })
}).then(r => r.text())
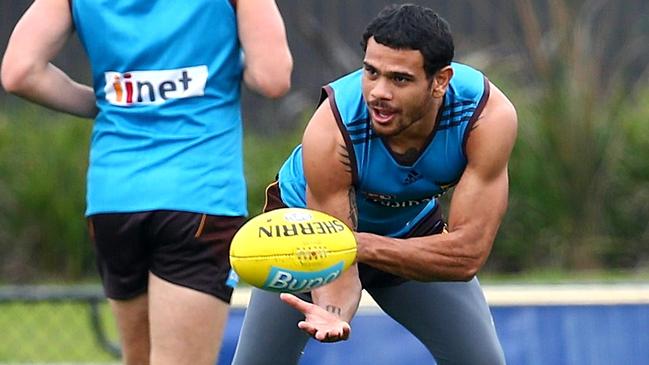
top-left (394, 76), bottom-right (409, 83)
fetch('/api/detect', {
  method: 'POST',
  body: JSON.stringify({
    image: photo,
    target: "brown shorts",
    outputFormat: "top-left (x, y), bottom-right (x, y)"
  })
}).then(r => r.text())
top-left (88, 211), bottom-right (245, 303)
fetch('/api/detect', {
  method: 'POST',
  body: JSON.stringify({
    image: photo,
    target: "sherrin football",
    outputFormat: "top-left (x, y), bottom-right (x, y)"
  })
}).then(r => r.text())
top-left (229, 207), bottom-right (357, 293)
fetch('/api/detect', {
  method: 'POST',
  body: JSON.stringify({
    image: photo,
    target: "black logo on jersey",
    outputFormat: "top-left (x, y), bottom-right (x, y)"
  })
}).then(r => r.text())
top-left (362, 191), bottom-right (432, 208)
top-left (403, 170), bottom-right (422, 185)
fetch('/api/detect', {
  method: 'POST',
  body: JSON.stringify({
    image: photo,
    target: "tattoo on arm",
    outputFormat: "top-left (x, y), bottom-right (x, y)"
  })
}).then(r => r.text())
top-left (337, 143), bottom-right (353, 173)
top-left (336, 142), bottom-right (358, 229)
top-left (325, 305), bottom-right (342, 317)
top-left (348, 186), bottom-right (358, 230)
top-left (471, 115), bottom-right (485, 130)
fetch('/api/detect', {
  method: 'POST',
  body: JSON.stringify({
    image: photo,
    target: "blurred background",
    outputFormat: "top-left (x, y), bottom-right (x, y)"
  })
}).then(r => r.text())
top-left (1, 0), bottom-right (648, 364)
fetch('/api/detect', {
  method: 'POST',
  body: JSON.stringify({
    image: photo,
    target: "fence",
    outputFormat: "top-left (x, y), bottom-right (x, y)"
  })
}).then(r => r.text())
top-left (0, 285), bottom-right (118, 363)
top-left (2, 284), bottom-right (649, 364)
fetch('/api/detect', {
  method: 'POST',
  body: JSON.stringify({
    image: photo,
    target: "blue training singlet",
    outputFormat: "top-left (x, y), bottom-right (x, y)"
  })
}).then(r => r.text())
top-left (278, 63), bottom-right (489, 236)
top-left (72, 0), bottom-right (246, 216)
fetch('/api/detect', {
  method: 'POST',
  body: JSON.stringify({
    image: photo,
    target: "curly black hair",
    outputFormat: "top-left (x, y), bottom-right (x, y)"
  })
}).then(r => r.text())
top-left (361, 4), bottom-right (454, 78)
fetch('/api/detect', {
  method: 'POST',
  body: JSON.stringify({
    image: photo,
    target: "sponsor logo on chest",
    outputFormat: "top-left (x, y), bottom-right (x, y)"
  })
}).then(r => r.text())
top-left (362, 191), bottom-right (434, 208)
top-left (104, 65), bottom-right (208, 106)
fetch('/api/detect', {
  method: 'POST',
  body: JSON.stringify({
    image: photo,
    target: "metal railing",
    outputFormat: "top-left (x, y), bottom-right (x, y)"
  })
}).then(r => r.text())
top-left (0, 285), bottom-right (120, 362)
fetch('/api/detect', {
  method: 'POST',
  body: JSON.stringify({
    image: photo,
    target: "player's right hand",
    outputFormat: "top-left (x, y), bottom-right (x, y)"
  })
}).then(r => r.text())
top-left (280, 293), bottom-right (351, 342)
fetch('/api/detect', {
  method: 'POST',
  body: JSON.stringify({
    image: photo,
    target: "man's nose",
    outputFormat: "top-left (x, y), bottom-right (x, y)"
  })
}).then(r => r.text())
top-left (370, 78), bottom-right (392, 100)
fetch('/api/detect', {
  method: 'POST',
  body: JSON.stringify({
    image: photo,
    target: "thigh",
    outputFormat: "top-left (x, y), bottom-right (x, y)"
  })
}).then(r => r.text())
top-left (232, 288), bottom-right (311, 365)
top-left (107, 294), bottom-right (150, 365)
top-left (148, 273), bottom-right (229, 365)
top-left (366, 278), bottom-right (505, 365)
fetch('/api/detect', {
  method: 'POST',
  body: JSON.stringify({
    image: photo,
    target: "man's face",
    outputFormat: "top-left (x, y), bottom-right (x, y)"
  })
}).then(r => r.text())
top-left (361, 37), bottom-right (437, 138)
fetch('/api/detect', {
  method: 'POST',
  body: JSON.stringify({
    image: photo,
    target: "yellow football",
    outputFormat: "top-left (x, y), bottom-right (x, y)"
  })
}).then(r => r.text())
top-left (229, 207), bottom-right (357, 293)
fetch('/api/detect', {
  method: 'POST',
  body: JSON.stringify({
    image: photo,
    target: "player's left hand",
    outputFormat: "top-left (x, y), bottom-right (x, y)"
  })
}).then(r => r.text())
top-left (280, 293), bottom-right (351, 342)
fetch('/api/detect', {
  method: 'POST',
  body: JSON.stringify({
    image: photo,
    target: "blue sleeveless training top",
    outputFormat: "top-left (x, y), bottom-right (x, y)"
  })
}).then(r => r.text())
top-left (72, 0), bottom-right (246, 216)
top-left (278, 63), bottom-right (489, 236)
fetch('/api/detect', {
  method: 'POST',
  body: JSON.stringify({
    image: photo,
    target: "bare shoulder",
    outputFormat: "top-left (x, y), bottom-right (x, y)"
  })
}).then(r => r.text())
top-left (474, 81), bottom-right (517, 133)
top-left (465, 81), bottom-right (518, 175)
top-left (302, 99), bottom-right (352, 197)
top-left (303, 99), bottom-right (347, 161)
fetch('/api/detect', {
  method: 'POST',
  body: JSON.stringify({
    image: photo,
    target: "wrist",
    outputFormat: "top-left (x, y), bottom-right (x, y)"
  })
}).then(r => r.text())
top-left (355, 232), bottom-right (372, 262)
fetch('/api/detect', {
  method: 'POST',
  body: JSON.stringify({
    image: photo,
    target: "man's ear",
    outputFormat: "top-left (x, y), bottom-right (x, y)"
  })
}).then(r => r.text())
top-left (432, 65), bottom-right (453, 98)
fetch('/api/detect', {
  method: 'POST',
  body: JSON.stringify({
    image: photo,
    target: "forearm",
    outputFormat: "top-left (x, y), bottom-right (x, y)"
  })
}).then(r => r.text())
top-left (242, 44), bottom-right (292, 98)
top-left (3, 62), bottom-right (97, 118)
top-left (310, 263), bottom-right (362, 322)
top-left (238, 0), bottom-right (293, 98)
top-left (356, 231), bottom-right (492, 282)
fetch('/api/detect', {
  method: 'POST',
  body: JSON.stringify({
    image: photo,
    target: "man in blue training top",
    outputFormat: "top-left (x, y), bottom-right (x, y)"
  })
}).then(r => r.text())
top-left (1, 0), bottom-right (293, 364)
top-left (232, 4), bottom-right (516, 365)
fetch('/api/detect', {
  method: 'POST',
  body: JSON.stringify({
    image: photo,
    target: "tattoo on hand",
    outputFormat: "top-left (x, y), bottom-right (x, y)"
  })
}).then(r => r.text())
top-left (325, 305), bottom-right (342, 316)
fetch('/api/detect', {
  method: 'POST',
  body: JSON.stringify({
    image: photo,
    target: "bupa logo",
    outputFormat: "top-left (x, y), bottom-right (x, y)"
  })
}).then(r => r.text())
top-left (104, 65), bottom-right (208, 106)
top-left (263, 261), bottom-right (344, 292)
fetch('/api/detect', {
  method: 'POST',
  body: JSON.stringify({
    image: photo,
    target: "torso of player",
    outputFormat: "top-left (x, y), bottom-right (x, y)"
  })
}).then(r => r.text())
top-left (72, 0), bottom-right (247, 216)
top-left (281, 63), bottom-right (489, 236)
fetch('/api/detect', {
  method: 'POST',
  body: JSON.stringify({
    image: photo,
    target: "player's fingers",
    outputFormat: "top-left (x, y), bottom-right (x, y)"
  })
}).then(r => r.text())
top-left (297, 321), bottom-right (317, 336)
top-left (280, 293), bottom-right (312, 313)
top-left (317, 330), bottom-right (344, 343)
top-left (325, 324), bottom-right (350, 342)
top-left (296, 321), bottom-right (311, 331)
top-left (341, 323), bottom-right (351, 340)
top-left (314, 330), bottom-right (331, 342)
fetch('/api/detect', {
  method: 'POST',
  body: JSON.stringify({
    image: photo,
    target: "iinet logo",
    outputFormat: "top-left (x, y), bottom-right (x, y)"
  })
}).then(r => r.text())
top-left (104, 65), bottom-right (208, 106)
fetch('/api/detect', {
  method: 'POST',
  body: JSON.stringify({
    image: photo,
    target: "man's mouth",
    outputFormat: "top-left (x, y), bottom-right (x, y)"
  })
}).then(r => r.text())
top-left (371, 107), bottom-right (396, 124)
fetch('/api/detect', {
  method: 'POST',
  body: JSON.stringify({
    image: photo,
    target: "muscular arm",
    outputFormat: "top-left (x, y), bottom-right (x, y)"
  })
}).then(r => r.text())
top-left (1, 0), bottom-right (97, 118)
top-left (302, 100), bottom-right (362, 324)
top-left (237, 0), bottom-right (293, 98)
top-left (356, 83), bottom-right (518, 281)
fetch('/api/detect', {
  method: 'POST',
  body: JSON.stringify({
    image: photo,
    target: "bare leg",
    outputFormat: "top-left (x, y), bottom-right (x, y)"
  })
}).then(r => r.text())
top-left (109, 294), bottom-right (150, 365)
top-left (148, 272), bottom-right (229, 365)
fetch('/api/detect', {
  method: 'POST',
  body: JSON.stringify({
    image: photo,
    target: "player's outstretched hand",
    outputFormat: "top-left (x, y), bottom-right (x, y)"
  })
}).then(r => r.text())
top-left (280, 293), bottom-right (351, 343)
